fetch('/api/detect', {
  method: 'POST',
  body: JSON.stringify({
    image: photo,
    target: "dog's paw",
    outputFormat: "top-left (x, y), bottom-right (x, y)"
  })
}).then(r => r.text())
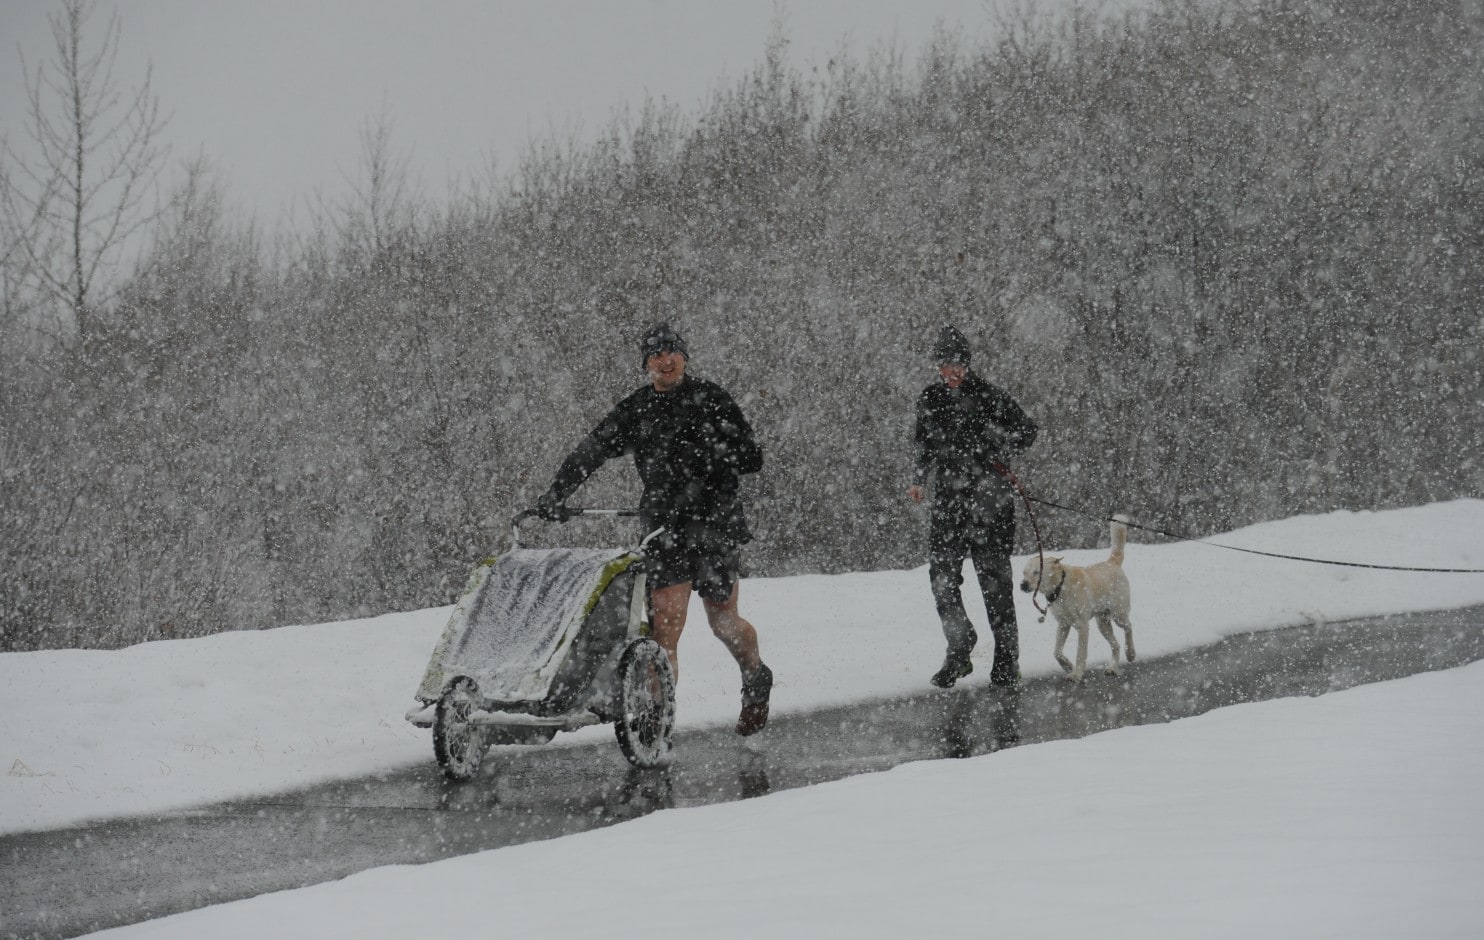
top-left (1064, 671), bottom-right (1085, 683)
top-left (1105, 665), bottom-right (1120, 675)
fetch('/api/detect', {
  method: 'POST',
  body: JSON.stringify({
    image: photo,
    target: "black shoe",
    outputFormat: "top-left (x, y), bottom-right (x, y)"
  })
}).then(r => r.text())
top-left (930, 656), bottom-right (973, 689)
top-left (736, 663), bottom-right (773, 736)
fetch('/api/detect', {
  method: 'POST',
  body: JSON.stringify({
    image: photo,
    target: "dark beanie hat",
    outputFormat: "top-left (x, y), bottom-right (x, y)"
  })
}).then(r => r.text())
top-left (639, 321), bottom-right (688, 368)
top-left (933, 325), bottom-right (971, 366)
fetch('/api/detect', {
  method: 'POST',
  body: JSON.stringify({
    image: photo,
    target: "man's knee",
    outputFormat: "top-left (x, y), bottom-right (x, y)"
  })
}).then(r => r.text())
top-left (981, 562), bottom-right (1014, 598)
top-left (929, 545), bottom-right (964, 578)
top-left (929, 553), bottom-right (964, 598)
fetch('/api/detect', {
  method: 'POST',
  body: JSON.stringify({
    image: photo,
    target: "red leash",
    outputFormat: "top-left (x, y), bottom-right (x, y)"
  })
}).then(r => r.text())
top-left (991, 461), bottom-right (1049, 617)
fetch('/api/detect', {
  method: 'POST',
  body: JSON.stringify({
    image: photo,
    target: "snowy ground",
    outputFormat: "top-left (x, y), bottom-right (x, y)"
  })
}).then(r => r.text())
top-left (4, 501), bottom-right (1484, 936)
top-left (82, 659), bottom-right (1484, 939)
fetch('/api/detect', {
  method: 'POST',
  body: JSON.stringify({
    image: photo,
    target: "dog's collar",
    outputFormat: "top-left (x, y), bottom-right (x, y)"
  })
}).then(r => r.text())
top-left (1044, 570), bottom-right (1067, 605)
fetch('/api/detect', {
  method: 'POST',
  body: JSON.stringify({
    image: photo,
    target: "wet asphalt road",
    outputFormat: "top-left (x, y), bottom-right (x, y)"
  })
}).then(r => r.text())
top-left (4, 604), bottom-right (1483, 939)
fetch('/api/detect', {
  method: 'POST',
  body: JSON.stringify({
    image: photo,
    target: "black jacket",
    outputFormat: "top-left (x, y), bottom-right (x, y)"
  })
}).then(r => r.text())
top-left (544, 375), bottom-right (763, 544)
top-left (913, 370), bottom-right (1037, 498)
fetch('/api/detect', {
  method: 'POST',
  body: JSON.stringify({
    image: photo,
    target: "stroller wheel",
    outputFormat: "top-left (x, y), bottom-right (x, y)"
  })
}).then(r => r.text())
top-left (614, 639), bottom-right (676, 768)
top-left (433, 677), bottom-right (488, 781)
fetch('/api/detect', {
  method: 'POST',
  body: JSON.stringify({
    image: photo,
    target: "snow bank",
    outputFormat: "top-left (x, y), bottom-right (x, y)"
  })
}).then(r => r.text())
top-left (4, 500), bottom-right (1483, 835)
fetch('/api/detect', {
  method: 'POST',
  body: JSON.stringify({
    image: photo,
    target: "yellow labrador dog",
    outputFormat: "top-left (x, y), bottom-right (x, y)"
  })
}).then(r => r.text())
top-left (1019, 516), bottom-right (1135, 681)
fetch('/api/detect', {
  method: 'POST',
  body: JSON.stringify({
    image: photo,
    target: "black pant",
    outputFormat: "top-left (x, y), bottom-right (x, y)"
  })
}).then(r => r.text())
top-left (928, 484), bottom-right (1018, 683)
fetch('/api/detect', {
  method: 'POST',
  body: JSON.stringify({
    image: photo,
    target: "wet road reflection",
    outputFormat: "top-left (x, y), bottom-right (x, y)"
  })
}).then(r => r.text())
top-left (4, 605), bottom-right (1481, 939)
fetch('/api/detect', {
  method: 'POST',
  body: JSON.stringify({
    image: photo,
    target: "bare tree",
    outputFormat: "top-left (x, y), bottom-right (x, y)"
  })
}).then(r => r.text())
top-left (0, 0), bottom-right (169, 338)
top-left (335, 103), bottom-right (419, 263)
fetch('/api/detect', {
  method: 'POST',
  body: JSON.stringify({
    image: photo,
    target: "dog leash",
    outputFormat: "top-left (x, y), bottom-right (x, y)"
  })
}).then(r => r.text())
top-left (1015, 491), bottom-right (1484, 575)
top-left (989, 462), bottom-right (1051, 615)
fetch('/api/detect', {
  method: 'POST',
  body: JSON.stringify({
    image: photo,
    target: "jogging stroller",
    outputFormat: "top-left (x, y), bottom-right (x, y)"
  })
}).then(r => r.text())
top-left (405, 509), bottom-right (675, 781)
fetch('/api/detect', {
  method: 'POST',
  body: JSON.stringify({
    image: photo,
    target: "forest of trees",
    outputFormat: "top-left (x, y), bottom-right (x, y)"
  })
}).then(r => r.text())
top-left (2, 0), bottom-right (1480, 650)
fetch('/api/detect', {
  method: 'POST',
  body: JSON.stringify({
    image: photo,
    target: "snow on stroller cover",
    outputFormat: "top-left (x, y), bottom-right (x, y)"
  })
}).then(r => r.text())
top-left (415, 547), bottom-right (640, 706)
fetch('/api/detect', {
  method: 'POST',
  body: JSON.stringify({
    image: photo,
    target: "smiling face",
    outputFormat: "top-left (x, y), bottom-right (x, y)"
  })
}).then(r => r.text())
top-left (938, 363), bottom-right (967, 390)
top-left (646, 347), bottom-right (687, 392)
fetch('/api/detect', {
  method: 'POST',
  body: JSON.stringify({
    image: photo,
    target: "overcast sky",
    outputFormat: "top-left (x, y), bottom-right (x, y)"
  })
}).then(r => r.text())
top-left (0, 1), bottom-right (1037, 227)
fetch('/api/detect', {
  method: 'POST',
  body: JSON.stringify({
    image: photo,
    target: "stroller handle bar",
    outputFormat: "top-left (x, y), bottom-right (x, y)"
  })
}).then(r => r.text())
top-left (510, 508), bottom-right (656, 551)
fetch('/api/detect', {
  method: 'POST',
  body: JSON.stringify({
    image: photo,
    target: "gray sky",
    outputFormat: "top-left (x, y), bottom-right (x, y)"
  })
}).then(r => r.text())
top-left (1, 0), bottom-right (1021, 226)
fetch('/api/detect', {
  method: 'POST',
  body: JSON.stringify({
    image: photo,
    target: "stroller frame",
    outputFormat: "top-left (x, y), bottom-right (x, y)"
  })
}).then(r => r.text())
top-left (405, 510), bottom-right (676, 780)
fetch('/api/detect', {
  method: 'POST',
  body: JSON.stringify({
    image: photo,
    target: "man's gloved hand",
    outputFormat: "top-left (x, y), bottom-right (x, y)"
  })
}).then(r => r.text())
top-left (534, 493), bottom-right (571, 522)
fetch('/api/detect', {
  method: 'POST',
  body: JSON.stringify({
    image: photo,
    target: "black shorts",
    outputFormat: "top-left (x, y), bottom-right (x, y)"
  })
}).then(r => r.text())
top-left (645, 535), bottom-right (742, 605)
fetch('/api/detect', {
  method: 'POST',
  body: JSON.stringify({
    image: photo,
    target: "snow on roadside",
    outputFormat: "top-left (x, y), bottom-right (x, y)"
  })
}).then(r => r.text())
top-left (4, 500), bottom-right (1483, 835)
top-left (81, 659), bottom-right (1484, 940)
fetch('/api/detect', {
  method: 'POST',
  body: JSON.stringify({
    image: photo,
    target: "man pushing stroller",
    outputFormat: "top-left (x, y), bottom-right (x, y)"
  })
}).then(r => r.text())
top-left (535, 323), bottom-right (774, 736)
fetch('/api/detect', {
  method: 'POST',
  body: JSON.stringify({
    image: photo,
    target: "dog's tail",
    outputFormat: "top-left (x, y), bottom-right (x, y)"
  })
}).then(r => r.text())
top-left (1109, 514), bottom-right (1129, 565)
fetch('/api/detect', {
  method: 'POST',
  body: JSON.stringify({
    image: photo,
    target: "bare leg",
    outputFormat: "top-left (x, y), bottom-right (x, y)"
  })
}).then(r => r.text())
top-left (701, 582), bottom-right (762, 675)
top-left (704, 581), bottom-right (770, 736)
top-left (650, 581), bottom-right (693, 682)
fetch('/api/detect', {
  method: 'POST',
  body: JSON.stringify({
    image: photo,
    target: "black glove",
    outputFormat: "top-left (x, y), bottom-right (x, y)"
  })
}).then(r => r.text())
top-left (534, 493), bottom-right (571, 522)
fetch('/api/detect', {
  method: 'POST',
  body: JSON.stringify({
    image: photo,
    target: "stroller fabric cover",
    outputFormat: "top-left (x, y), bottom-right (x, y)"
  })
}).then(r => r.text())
top-left (416, 547), bottom-right (635, 705)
